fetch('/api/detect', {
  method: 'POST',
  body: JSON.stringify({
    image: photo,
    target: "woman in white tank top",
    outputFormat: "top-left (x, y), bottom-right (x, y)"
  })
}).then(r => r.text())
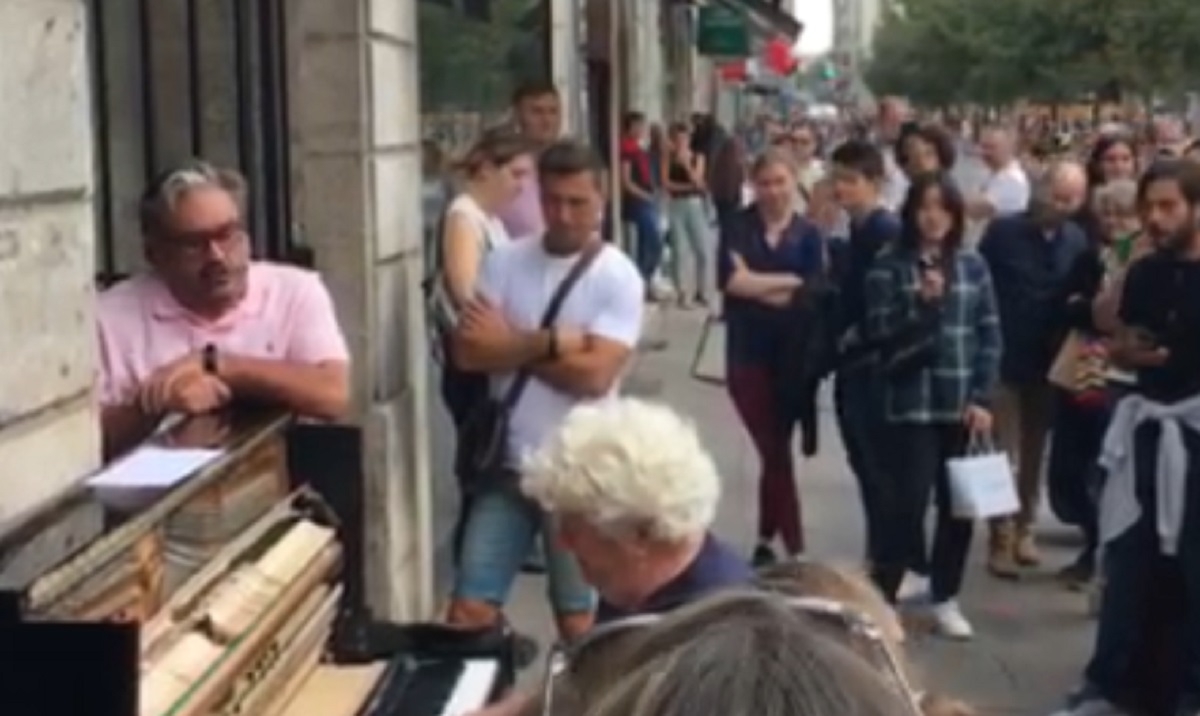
top-left (438, 131), bottom-right (537, 312)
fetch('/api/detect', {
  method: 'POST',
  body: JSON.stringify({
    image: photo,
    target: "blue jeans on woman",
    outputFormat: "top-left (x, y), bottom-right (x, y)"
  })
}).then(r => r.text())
top-left (624, 197), bottom-right (663, 284)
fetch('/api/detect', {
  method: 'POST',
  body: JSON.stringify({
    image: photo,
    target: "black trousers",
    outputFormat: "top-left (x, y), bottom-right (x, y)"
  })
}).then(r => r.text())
top-left (1047, 389), bottom-right (1109, 561)
top-left (834, 366), bottom-right (898, 568)
top-left (875, 422), bottom-right (974, 603)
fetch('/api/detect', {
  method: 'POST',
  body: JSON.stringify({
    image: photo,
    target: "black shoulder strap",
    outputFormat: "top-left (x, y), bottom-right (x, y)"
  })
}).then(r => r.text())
top-left (500, 240), bottom-right (605, 410)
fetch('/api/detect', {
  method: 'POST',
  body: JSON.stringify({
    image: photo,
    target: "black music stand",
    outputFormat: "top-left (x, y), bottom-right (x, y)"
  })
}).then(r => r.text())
top-left (285, 423), bottom-right (367, 618)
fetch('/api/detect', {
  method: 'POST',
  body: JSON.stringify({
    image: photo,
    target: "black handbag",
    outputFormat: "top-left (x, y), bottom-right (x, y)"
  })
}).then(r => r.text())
top-left (454, 241), bottom-right (604, 492)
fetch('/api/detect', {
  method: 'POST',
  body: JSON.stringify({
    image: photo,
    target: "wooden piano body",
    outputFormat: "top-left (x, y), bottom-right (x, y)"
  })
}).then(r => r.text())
top-left (0, 411), bottom-right (515, 716)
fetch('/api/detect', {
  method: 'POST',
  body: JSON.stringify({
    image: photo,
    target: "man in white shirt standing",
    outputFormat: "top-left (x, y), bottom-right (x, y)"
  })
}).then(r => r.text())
top-left (966, 126), bottom-right (1030, 243)
top-left (876, 97), bottom-right (911, 211)
top-left (447, 139), bottom-right (645, 641)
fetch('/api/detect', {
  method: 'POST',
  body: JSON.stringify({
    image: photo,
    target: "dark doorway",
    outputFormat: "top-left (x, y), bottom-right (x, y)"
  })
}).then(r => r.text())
top-left (87, 0), bottom-right (294, 283)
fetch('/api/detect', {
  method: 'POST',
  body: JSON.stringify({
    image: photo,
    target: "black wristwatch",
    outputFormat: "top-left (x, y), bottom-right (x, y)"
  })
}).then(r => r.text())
top-left (202, 343), bottom-right (219, 375)
top-left (547, 329), bottom-right (560, 360)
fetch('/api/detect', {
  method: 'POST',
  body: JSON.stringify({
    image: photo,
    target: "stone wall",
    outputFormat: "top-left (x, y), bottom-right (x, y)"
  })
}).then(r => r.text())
top-left (0, 0), bottom-right (100, 530)
top-left (290, 0), bottom-right (433, 622)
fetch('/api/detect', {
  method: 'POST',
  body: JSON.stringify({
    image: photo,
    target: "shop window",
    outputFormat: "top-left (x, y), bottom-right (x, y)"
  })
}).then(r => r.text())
top-left (418, 0), bottom-right (549, 156)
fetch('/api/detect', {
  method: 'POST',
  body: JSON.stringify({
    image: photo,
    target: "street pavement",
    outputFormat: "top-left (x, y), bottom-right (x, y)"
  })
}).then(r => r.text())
top-left (485, 308), bottom-right (1094, 715)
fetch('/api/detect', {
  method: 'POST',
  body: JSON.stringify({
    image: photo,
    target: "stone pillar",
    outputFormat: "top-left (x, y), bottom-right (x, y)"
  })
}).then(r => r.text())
top-left (624, 0), bottom-right (665, 123)
top-left (550, 0), bottom-right (585, 136)
top-left (0, 0), bottom-right (101, 529)
top-left (290, 0), bottom-right (433, 622)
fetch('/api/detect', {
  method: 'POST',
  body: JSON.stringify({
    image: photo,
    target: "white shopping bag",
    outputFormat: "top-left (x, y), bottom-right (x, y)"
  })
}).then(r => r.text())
top-left (946, 435), bottom-right (1020, 520)
top-left (690, 315), bottom-right (726, 386)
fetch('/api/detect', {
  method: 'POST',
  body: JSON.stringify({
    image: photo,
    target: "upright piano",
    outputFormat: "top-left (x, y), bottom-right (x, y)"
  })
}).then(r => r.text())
top-left (0, 411), bottom-right (515, 716)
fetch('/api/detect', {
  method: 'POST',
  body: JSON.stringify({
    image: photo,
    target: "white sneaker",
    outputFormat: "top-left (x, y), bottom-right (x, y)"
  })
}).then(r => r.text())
top-left (897, 572), bottom-right (931, 603)
top-left (1047, 698), bottom-right (1131, 716)
top-left (929, 600), bottom-right (974, 640)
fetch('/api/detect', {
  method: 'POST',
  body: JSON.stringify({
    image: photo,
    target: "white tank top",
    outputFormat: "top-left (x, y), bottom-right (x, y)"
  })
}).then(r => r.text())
top-left (446, 193), bottom-right (510, 255)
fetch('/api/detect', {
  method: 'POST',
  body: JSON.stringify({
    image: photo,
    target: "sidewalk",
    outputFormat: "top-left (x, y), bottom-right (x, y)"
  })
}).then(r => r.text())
top-left (503, 307), bottom-right (1093, 714)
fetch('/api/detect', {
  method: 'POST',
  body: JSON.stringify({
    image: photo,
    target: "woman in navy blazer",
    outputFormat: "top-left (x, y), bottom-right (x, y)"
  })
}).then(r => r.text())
top-left (718, 148), bottom-right (827, 565)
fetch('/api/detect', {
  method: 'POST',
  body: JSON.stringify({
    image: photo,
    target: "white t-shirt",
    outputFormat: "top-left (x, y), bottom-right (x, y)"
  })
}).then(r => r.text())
top-left (478, 239), bottom-right (645, 466)
top-left (967, 161), bottom-right (1030, 245)
top-left (980, 161), bottom-right (1030, 216)
top-left (881, 148), bottom-right (909, 211)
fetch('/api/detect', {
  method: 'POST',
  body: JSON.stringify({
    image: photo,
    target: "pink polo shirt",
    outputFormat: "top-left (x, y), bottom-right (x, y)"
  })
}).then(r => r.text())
top-left (96, 262), bottom-right (350, 406)
top-left (496, 175), bottom-right (544, 241)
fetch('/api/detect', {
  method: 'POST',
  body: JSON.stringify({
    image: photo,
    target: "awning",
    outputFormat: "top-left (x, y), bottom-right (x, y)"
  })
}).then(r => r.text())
top-left (714, 0), bottom-right (803, 42)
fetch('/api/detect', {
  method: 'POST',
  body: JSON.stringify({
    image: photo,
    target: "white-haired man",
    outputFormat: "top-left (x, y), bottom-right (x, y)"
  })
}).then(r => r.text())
top-left (468, 398), bottom-right (750, 716)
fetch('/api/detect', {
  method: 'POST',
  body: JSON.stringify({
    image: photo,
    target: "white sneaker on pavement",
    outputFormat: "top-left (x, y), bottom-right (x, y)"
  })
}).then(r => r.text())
top-left (929, 600), bottom-right (974, 640)
top-left (1047, 698), bottom-right (1131, 716)
top-left (897, 572), bottom-right (930, 603)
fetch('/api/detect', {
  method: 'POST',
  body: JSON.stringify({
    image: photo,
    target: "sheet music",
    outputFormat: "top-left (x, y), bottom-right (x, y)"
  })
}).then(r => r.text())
top-left (88, 446), bottom-right (222, 489)
top-left (88, 445), bottom-right (222, 511)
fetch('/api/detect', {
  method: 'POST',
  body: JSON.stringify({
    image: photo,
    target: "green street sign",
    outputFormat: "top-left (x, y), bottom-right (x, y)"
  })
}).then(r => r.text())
top-left (696, 5), bottom-right (751, 58)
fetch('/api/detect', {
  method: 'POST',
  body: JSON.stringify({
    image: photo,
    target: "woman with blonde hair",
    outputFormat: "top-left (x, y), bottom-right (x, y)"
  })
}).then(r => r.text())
top-left (757, 560), bottom-right (976, 716)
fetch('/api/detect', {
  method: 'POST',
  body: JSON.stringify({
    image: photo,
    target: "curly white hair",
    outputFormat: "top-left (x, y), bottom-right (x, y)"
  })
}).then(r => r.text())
top-left (521, 398), bottom-right (720, 542)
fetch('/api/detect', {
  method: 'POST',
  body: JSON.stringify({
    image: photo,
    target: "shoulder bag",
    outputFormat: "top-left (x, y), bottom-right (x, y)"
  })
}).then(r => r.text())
top-left (454, 241), bottom-right (604, 493)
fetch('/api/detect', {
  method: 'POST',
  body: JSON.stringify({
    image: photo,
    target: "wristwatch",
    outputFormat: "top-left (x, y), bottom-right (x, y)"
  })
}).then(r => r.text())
top-left (547, 329), bottom-right (560, 360)
top-left (202, 343), bottom-right (219, 375)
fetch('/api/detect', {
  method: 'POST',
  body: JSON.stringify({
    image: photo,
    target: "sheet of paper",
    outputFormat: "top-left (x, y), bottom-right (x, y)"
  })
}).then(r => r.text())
top-left (88, 445), bottom-right (222, 489)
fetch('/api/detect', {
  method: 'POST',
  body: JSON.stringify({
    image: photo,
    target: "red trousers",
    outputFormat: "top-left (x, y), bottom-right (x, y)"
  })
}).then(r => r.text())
top-left (727, 364), bottom-right (803, 553)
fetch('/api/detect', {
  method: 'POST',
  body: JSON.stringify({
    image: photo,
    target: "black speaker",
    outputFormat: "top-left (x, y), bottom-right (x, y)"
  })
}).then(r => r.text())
top-left (285, 423), bottom-right (367, 618)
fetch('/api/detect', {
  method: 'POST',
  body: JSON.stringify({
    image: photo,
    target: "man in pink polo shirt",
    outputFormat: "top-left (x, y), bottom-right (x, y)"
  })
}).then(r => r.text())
top-left (96, 161), bottom-right (350, 458)
top-left (496, 80), bottom-right (562, 240)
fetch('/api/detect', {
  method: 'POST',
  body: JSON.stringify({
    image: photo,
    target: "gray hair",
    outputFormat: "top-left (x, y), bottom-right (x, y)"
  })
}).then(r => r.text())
top-left (139, 160), bottom-right (247, 239)
top-left (573, 591), bottom-right (905, 716)
top-left (1094, 178), bottom-right (1138, 214)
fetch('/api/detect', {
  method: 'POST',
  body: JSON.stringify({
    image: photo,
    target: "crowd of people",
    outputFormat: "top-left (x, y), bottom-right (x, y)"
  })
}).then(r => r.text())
top-left (413, 83), bottom-right (1200, 715)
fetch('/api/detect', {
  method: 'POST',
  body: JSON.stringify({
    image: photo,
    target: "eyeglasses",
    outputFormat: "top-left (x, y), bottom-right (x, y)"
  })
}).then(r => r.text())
top-left (539, 595), bottom-right (923, 716)
top-left (168, 220), bottom-right (247, 257)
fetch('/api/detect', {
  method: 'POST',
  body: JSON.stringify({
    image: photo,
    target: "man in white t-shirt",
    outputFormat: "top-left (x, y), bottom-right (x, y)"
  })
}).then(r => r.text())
top-left (968, 126), bottom-right (1030, 223)
top-left (447, 139), bottom-right (644, 641)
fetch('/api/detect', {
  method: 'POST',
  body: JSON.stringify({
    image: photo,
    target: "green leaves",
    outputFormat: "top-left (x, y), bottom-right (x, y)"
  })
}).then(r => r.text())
top-left (864, 0), bottom-right (1200, 105)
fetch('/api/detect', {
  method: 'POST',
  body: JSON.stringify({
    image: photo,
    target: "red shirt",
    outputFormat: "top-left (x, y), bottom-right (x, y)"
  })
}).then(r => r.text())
top-left (620, 136), bottom-right (653, 193)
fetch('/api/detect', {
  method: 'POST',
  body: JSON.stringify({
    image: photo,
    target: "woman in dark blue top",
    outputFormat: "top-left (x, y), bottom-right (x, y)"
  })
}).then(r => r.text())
top-left (718, 148), bottom-right (826, 565)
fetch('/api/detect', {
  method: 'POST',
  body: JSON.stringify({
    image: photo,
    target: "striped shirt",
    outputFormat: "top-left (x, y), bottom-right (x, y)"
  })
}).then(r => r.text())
top-left (865, 248), bottom-right (1002, 423)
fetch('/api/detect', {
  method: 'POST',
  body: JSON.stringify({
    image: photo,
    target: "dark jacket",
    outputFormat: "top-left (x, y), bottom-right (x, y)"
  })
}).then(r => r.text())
top-left (778, 276), bottom-right (840, 455)
top-left (979, 213), bottom-right (1088, 385)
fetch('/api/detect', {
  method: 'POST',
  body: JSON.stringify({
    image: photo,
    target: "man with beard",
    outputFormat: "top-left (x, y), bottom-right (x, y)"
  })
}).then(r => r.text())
top-left (979, 162), bottom-right (1088, 578)
top-left (1055, 159), bottom-right (1200, 716)
top-left (97, 161), bottom-right (350, 458)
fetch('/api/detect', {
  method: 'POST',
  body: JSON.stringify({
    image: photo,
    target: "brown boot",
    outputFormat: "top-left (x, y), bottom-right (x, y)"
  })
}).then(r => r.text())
top-left (987, 522), bottom-right (1020, 579)
top-left (445, 598), bottom-right (500, 629)
top-left (555, 611), bottom-right (595, 641)
top-left (1014, 528), bottom-right (1042, 567)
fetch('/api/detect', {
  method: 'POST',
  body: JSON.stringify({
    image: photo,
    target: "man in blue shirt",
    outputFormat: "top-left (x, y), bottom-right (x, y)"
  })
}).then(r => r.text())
top-left (979, 162), bottom-right (1088, 578)
top-left (828, 140), bottom-right (906, 590)
top-left (465, 398), bottom-right (752, 716)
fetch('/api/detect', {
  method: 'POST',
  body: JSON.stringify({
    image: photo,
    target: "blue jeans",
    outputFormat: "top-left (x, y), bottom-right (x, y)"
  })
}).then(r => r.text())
top-left (454, 487), bottom-right (595, 615)
top-left (624, 198), bottom-right (663, 283)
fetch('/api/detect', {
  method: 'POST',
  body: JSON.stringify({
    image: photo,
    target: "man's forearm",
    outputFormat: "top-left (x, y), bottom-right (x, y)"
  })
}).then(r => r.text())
top-left (100, 403), bottom-right (159, 461)
top-left (453, 330), bottom-right (551, 373)
top-left (531, 349), bottom-right (626, 398)
top-left (221, 356), bottom-right (350, 421)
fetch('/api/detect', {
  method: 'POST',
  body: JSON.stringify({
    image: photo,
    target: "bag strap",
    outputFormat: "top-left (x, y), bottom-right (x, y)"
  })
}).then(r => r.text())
top-left (499, 240), bottom-right (605, 410)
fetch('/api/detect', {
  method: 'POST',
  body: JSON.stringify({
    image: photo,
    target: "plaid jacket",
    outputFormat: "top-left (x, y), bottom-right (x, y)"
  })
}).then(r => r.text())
top-left (865, 248), bottom-right (1003, 424)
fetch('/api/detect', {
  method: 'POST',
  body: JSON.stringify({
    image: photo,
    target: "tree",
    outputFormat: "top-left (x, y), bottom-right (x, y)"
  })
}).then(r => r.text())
top-left (865, 0), bottom-right (1200, 106)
